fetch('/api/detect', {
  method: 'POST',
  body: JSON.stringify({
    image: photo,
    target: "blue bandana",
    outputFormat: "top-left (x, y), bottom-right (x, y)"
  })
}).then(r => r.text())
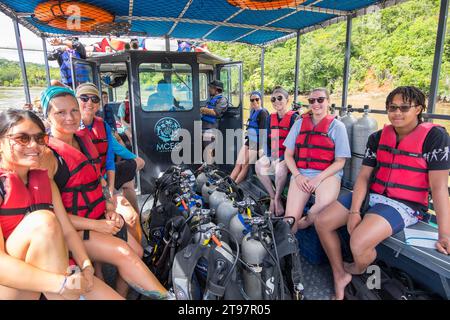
top-left (41, 86), bottom-right (76, 118)
top-left (250, 90), bottom-right (262, 99)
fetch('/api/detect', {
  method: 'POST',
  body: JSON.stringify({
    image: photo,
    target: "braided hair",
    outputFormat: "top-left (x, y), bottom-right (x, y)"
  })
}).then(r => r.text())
top-left (385, 86), bottom-right (426, 123)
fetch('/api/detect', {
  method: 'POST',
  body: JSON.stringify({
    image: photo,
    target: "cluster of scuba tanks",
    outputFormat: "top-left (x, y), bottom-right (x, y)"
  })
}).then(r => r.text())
top-left (140, 164), bottom-right (305, 300)
top-left (335, 104), bottom-right (378, 188)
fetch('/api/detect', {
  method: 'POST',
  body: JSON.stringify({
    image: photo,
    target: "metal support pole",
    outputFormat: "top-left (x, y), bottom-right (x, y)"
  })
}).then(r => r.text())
top-left (428, 0), bottom-right (449, 113)
top-left (41, 37), bottom-right (51, 86)
top-left (260, 47), bottom-right (265, 107)
top-left (294, 31), bottom-right (301, 103)
top-left (341, 15), bottom-right (352, 113)
top-left (12, 18), bottom-right (31, 104)
top-left (165, 35), bottom-right (170, 52)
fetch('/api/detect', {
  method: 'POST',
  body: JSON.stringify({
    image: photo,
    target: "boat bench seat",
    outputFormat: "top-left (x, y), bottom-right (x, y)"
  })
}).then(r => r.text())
top-left (300, 189), bottom-right (450, 299)
top-left (377, 221), bottom-right (450, 299)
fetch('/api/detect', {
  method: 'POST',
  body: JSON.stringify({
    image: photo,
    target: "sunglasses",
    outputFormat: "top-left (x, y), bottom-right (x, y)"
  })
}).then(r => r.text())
top-left (270, 96), bottom-right (284, 103)
top-left (250, 98), bottom-right (260, 103)
top-left (79, 95), bottom-right (100, 103)
top-left (386, 104), bottom-right (417, 113)
top-left (6, 132), bottom-right (49, 146)
top-left (308, 97), bottom-right (326, 104)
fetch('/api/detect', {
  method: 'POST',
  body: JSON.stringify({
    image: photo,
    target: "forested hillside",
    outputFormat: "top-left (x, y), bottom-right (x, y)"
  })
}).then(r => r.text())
top-left (208, 0), bottom-right (450, 97)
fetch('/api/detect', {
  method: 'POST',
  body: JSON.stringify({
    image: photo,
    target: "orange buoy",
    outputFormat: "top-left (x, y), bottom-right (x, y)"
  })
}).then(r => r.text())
top-left (227, 0), bottom-right (305, 10)
top-left (34, 1), bottom-right (114, 32)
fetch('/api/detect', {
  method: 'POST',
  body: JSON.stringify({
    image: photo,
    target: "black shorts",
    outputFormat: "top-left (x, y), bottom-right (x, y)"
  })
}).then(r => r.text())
top-left (83, 214), bottom-right (128, 242)
top-left (82, 219), bottom-right (128, 242)
top-left (115, 158), bottom-right (137, 190)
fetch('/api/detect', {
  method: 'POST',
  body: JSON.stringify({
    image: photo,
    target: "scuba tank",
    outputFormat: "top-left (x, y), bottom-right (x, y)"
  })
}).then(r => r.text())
top-left (199, 169), bottom-right (226, 204)
top-left (241, 220), bottom-right (271, 300)
top-left (195, 163), bottom-right (213, 194)
top-left (201, 181), bottom-right (217, 204)
top-left (352, 105), bottom-right (378, 183)
top-left (189, 208), bottom-right (218, 244)
top-left (215, 199), bottom-right (239, 243)
top-left (209, 188), bottom-right (229, 211)
top-left (228, 199), bottom-right (256, 246)
top-left (171, 228), bottom-right (239, 300)
top-left (339, 105), bottom-right (357, 187)
top-left (196, 172), bottom-right (208, 194)
top-left (239, 214), bottom-right (305, 300)
top-left (209, 176), bottom-right (241, 211)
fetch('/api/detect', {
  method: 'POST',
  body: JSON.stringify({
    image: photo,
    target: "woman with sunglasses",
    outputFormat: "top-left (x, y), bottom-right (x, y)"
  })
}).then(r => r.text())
top-left (38, 86), bottom-right (170, 299)
top-left (230, 91), bottom-right (268, 184)
top-left (315, 86), bottom-right (450, 300)
top-left (75, 83), bottom-right (142, 244)
top-left (255, 86), bottom-right (298, 216)
top-left (283, 88), bottom-right (350, 233)
top-left (0, 109), bottom-right (123, 300)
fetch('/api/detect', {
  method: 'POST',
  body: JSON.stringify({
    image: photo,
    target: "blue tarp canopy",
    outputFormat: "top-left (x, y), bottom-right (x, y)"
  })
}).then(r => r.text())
top-left (0, 0), bottom-right (409, 46)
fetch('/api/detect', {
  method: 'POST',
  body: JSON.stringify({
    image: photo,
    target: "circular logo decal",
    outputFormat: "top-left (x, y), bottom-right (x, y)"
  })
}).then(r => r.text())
top-left (154, 117), bottom-right (181, 143)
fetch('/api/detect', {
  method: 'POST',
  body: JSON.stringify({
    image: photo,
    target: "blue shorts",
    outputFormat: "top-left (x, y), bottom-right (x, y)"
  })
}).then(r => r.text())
top-left (337, 192), bottom-right (419, 235)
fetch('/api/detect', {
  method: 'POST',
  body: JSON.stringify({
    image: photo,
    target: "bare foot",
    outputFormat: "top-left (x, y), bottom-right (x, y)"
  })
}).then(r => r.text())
top-left (343, 262), bottom-right (365, 275)
top-left (333, 272), bottom-right (352, 300)
top-left (274, 198), bottom-right (284, 217)
top-left (297, 216), bottom-right (313, 229)
top-left (269, 198), bottom-right (275, 214)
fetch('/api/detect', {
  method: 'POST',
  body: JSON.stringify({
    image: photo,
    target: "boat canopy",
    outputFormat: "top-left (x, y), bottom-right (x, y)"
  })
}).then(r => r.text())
top-left (0, 0), bottom-right (409, 46)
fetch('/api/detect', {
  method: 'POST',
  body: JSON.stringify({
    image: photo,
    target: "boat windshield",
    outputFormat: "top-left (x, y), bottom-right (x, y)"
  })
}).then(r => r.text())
top-left (139, 63), bottom-right (193, 112)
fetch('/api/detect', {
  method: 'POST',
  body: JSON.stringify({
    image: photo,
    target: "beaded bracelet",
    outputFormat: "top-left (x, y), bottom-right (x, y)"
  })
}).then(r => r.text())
top-left (58, 276), bottom-right (68, 295)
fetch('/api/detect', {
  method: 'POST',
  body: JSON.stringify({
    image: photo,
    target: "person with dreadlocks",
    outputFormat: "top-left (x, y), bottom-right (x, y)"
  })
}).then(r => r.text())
top-left (314, 86), bottom-right (450, 300)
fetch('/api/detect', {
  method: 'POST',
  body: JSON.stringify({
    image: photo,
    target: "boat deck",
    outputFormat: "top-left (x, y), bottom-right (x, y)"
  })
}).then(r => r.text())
top-left (101, 179), bottom-right (449, 300)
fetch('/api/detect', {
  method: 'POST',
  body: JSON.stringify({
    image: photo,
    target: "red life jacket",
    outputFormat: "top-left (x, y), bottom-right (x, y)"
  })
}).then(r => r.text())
top-left (295, 113), bottom-right (335, 170)
top-left (0, 169), bottom-right (53, 240)
top-left (124, 100), bottom-right (130, 123)
top-left (48, 132), bottom-right (105, 220)
top-left (269, 110), bottom-right (295, 158)
top-left (84, 116), bottom-right (108, 176)
top-left (370, 123), bottom-right (438, 208)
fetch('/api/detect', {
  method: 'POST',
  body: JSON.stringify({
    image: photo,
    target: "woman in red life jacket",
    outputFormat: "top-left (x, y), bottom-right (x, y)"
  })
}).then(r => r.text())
top-left (315, 86), bottom-right (450, 300)
top-left (230, 91), bottom-right (269, 184)
top-left (75, 83), bottom-right (142, 244)
top-left (39, 87), bottom-right (170, 299)
top-left (255, 87), bottom-right (298, 216)
top-left (283, 88), bottom-right (350, 233)
top-left (0, 109), bottom-right (122, 300)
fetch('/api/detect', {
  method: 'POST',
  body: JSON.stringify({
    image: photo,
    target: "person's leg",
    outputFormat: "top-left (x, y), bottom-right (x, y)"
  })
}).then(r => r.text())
top-left (230, 145), bottom-right (247, 181)
top-left (83, 276), bottom-right (124, 300)
top-left (235, 149), bottom-right (257, 184)
top-left (298, 175), bottom-right (341, 229)
top-left (274, 160), bottom-right (288, 216)
top-left (116, 193), bottom-right (142, 243)
top-left (284, 178), bottom-right (311, 233)
top-left (94, 261), bottom-right (104, 280)
top-left (81, 231), bottom-right (167, 298)
top-left (0, 210), bottom-right (69, 300)
top-left (202, 131), bottom-right (216, 165)
top-left (345, 211), bottom-right (393, 275)
top-left (121, 180), bottom-right (139, 214)
top-left (315, 196), bottom-right (352, 300)
top-left (115, 158), bottom-right (140, 215)
top-left (255, 156), bottom-right (276, 213)
top-left (114, 229), bottom-right (144, 297)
